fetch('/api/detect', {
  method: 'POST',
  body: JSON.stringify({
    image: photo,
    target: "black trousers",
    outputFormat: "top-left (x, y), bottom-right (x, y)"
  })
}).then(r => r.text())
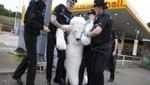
top-left (108, 50), bottom-right (117, 79)
top-left (12, 32), bottom-right (37, 85)
top-left (78, 45), bottom-right (91, 85)
top-left (46, 32), bottom-right (66, 82)
top-left (87, 46), bottom-right (111, 85)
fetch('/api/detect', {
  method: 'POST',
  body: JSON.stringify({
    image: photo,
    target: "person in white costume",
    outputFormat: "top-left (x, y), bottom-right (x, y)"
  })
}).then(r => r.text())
top-left (65, 16), bottom-right (86, 85)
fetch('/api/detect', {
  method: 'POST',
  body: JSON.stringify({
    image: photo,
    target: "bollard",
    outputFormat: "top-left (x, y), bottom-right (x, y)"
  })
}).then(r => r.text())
top-left (0, 23), bottom-right (2, 32)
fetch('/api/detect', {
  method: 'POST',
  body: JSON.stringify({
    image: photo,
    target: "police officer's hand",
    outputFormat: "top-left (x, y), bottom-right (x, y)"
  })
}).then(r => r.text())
top-left (43, 26), bottom-right (50, 33)
top-left (66, 26), bottom-right (71, 34)
top-left (61, 25), bottom-right (67, 32)
top-left (63, 25), bottom-right (71, 34)
top-left (112, 51), bottom-right (117, 56)
top-left (61, 25), bottom-right (71, 33)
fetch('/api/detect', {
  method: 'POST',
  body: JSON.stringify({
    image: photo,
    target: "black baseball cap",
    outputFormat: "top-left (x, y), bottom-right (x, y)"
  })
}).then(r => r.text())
top-left (87, 9), bottom-right (96, 15)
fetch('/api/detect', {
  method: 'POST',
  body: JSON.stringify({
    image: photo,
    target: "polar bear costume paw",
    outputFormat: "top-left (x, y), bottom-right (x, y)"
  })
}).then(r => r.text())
top-left (81, 34), bottom-right (91, 46)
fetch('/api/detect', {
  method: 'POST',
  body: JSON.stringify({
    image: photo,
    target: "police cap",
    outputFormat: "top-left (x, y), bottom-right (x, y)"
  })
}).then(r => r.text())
top-left (67, 0), bottom-right (78, 6)
top-left (93, 0), bottom-right (108, 9)
top-left (87, 9), bottom-right (96, 15)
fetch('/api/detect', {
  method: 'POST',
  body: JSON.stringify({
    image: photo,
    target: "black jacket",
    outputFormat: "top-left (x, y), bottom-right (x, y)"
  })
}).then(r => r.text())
top-left (91, 13), bottom-right (112, 47)
top-left (24, 0), bottom-right (46, 36)
top-left (49, 4), bottom-right (73, 34)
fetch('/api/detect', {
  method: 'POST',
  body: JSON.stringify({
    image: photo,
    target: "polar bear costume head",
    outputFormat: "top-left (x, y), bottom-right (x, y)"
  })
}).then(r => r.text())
top-left (69, 16), bottom-right (86, 42)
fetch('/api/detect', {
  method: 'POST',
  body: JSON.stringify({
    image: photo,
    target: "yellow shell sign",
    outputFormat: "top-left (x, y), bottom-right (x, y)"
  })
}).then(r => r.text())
top-left (51, 0), bottom-right (127, 12)
top-left (106, 0), bottom-right (127, 9)
top-left (72, 0), bottom-right (127, 11)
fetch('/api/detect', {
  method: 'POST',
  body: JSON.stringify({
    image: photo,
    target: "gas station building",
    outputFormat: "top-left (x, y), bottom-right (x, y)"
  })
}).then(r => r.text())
top-left (19, 0), bottom-right (150, 68)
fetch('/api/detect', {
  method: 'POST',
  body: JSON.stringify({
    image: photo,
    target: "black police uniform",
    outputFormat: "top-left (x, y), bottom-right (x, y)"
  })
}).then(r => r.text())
top-left (108, 30), bottom-right (118, 80)
top-left (87, 13), bottom-right (112, 85)
top-left (79, 45), bottom-right (92, 85)
top-left (12, 0), bottom-right (46, 85)
top-left (46, 4), bottom-right (73, 84)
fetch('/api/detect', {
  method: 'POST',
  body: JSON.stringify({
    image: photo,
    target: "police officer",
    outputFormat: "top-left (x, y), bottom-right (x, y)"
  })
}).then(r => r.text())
top-left (46, 0), bottom-right (77, 85)
top-left (12, 0), bottom-right (50, 85)
top-left (84, 0), bottom-right (112, 85)
top-left (108, 29), bottom-right (118, 82)
top-left (78, 9), bottom-right (96, 85)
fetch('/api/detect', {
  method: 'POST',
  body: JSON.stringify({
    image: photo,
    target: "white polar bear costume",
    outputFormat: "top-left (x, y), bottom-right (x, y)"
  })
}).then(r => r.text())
top-left (65, 16), bottom-right (87, 85)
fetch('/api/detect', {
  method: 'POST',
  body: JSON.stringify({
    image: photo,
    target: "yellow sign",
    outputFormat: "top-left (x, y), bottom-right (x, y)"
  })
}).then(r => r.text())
top-left (106, 0), bottom-right (127, 9)
top-left (72, 0), bottom-right (127, 11)
top-left (51, 0), bottom-right (127, 12)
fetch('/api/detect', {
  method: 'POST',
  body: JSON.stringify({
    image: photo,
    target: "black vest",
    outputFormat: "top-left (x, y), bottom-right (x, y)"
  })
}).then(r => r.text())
top-left (91, 13), bottom-right (112, 46)
top-left (49, 4), bottom-right (73, 34)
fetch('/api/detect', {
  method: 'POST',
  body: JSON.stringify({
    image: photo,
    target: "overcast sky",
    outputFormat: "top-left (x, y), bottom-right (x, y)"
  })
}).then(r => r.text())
top-left (0, 0), bottom-right (150, 23)
top-left (0, 0), bottom-right (23, 11)
top-left (129, 0), bottom-right (150, 23)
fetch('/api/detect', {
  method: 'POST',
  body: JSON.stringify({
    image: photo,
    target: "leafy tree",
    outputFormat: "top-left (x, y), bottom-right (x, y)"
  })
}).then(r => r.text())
top-left (147, 22), bottom-right (150, 28)
top-left (0, 4), bottom-right (21, 18)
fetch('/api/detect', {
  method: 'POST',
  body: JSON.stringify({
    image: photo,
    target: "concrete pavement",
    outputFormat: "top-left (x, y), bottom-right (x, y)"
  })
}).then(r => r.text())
top-left (0, 32), bottom-right (19, 73)
top-left (0, 67), bottom-right (150, 85)
top-left (0, 32), bottom-right (18, 51)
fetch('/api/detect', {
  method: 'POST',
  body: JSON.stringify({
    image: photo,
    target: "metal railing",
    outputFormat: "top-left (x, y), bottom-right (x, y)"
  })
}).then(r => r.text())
top-left (117, 54), bottom-right (142, 66)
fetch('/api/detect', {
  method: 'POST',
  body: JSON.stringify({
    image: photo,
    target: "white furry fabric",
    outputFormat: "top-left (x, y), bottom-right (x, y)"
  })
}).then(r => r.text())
top-left (81, 34), bottom-right (91, 46)
top-left (56, 25), bottom-right (70, 50)
top-left (81, 20), bottom-right (94, 46)
top-left (56, 28), bottom-right (66, 50)
top-left (65, 17), bottom-right (87, 85)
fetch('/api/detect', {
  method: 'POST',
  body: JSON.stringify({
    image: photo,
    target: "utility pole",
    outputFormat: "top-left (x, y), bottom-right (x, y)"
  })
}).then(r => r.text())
top-left (14, 0), bottom-right (22, 35)
top-left (37, 0), bottom-right (52, 62)
top-left (14, 6), bottom-right (18, 34)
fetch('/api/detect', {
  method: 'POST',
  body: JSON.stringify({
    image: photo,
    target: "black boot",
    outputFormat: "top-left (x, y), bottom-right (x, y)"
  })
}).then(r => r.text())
top-left (108, 78), bottom-right (114, 82)
top-left (12, 76), bottom-right (23, 85)
top-left (54, 78), bottom-right (65, 85)
top-left (108, 74), bottom-right (114, 82)
top-left (67, 80), bottom-right (71, 85)
top-left (46, 80), bottom-right (51, 85)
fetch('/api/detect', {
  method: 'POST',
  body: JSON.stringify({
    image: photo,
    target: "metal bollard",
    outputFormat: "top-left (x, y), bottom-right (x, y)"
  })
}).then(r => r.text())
top-left (0, 23), bottom-right (2, 32)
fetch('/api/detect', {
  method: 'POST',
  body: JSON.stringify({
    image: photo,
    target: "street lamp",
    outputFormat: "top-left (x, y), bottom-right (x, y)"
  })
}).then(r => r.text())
top-left (14, 6), bottom-right (18, 34)
top-left (132, 29), bottom-right (139, 56)
top-left (135, 29), bottom-right (139, 39)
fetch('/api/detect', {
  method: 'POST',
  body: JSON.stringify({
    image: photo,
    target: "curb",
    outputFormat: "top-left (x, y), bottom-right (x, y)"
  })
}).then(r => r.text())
top-left (0, 69), bottom-right (15, 74)
top-left (0, 68), bottom-right (56, 74)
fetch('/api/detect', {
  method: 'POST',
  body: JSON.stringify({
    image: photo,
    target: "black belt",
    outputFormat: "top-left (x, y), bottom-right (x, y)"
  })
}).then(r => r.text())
top-left (91, 42), bottom-right (111, 52)
top-left (92, 42), bottom-right (110, 48)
